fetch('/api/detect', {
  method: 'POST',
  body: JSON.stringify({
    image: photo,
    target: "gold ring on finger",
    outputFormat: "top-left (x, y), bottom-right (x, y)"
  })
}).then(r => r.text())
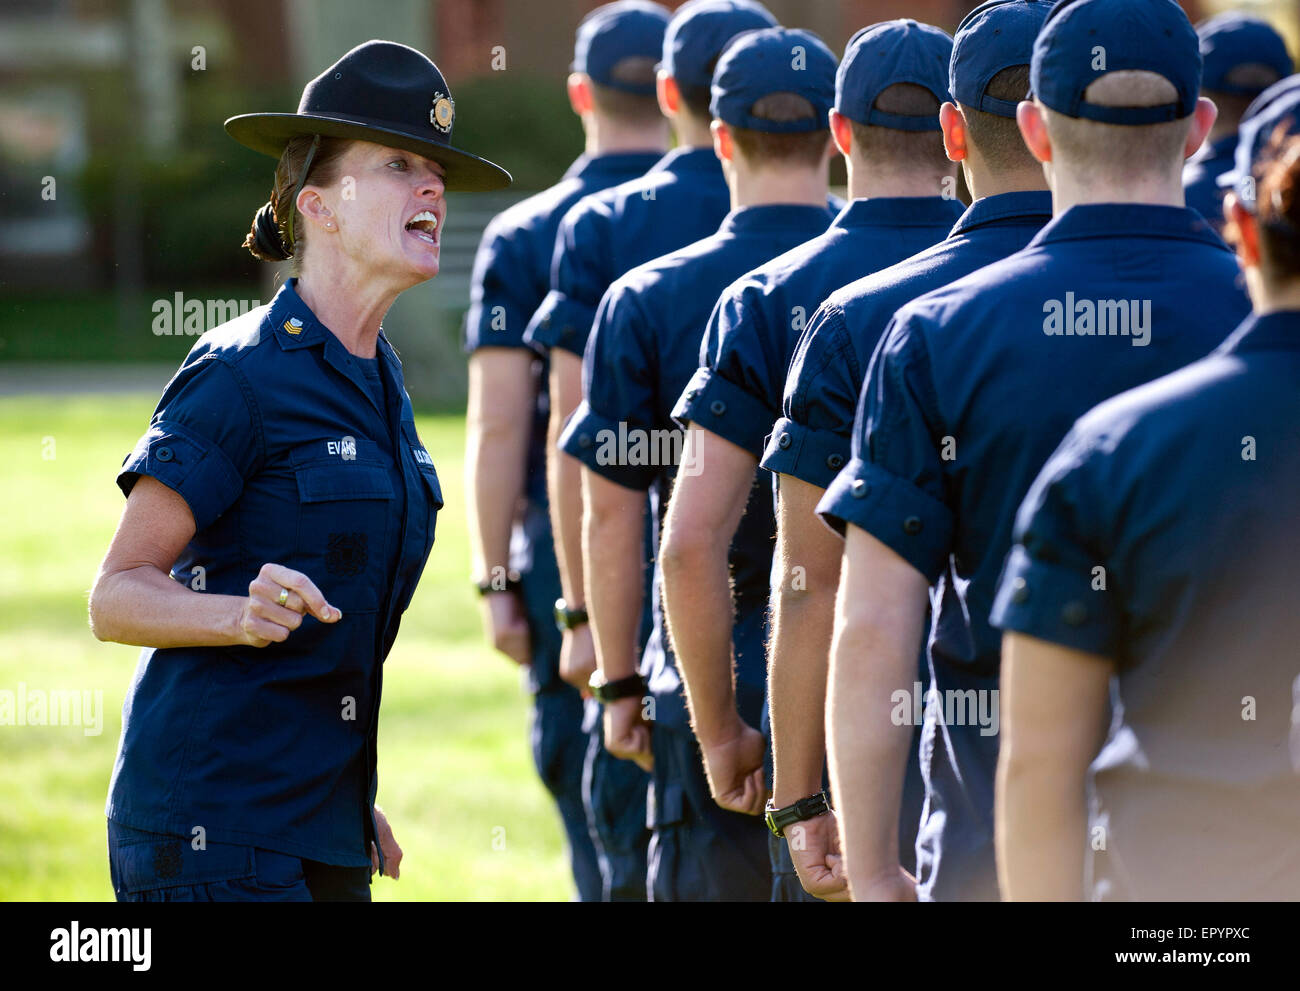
top-left (277, 587), bottom-right (290, 607)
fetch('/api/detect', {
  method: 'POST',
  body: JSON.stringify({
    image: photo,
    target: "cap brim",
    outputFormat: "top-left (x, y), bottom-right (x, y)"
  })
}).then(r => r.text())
top-left (224, 113), bottom-right (512, 192)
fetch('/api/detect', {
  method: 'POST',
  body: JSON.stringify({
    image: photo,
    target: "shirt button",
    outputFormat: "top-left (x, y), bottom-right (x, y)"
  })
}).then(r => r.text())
top-left (561, 326), bottom-right (574, 338)
top-left (1010, 577), bottom-right (1029, 605)
top-left (902, 515), bottom-right (923, 536)
top-left (155, 446), bottom-right (174, 463)
top-left (1062, 601), bottom-right (1088, 626)
top-left (778, 433), bottom-right (792, 450)
top-left (710, 400), bottom-right (726, 416)
top-left (850, 479), bottom-right (869, 499)
top-left (826, 453), bottom-right (844, 470)
top-left (577, 433), bottom-right (593, 449)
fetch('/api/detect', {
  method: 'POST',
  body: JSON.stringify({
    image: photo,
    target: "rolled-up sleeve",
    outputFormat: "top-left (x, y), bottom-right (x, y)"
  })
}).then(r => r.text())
top-left (672, 284), bottom-right (777, 457)
top-left (761, 303), bottom-right (861, 489)
top-left (817, 314), bottom-right (954, 582)
top-left (559, 280), bottom-right (660, 491)
top-left (525, 201), bottom-right (609, 357)
top-left (465, 216), bottom-right (540, 353)
top-left (991, 425), bottom-right (1122, 657)
top-left (117, 355), bottom-right (262, 532)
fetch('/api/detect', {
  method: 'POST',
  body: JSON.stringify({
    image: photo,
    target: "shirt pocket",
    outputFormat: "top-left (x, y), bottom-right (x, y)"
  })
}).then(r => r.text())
top-left (293, 462), bottom-right (395, 613)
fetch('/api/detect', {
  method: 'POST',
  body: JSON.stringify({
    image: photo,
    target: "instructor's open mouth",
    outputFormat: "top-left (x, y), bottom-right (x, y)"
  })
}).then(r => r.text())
top-left (405, 210), bottom-right (439, 245)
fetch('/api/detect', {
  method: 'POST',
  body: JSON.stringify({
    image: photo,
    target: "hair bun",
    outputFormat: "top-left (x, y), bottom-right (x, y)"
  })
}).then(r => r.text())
top-left (246, 199), bottom-right (292, 261)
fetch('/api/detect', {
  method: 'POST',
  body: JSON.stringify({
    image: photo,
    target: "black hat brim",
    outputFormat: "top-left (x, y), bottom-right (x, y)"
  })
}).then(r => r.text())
top-left (224, 112), bottom-right (512, 191)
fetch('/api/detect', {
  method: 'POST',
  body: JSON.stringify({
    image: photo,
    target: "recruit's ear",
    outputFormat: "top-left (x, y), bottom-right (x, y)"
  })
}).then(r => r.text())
top-left (829, 109), bottom-right (853, 157)
top-left (1185, 97), bottom-right (1219, 161)
top-left (657, 71), bottom-right (681, 118)
top-left (939, 102), bottom-right (968, 163)
top-left (711, 119), bottom-right (734, 163)
top-left (1017, 99), bottom-right (1052, 164)
top-left (1225, 193), bottom-right (1261, 269)
top-left (567, 73), bottom-right (594, 117)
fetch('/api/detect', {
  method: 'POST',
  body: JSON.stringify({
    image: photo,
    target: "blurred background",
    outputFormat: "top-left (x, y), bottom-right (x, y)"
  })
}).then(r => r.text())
top-left (0, 0), bottom-right (1294, 901)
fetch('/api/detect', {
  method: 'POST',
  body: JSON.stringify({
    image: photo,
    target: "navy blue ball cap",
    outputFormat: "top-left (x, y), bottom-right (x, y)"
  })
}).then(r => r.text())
top-left (1198, 12), bottom-right (1292, 97)
top-left (710, 27), bottom-right (837, 133)
top-left (225, 39), bottom-right (510, 191)
top-left (835, 20), bottom-right (953, 132)
top-left (1221, 76), bottom-right (1300, 213)
top-left (1032, 0), bottom-right (1201, 126)
top-left (951, 0), bottom-right (1056, 119)
top-left (572, 1), bottom-right (672, 95)
top-left (661, 0), bottom-right (778, 92)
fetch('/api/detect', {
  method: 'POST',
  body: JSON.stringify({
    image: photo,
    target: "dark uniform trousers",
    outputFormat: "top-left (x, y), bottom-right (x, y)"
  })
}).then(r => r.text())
top-left (518, 519), bottom-right (603, 902)
top-left (583, 710), bottom-right (652, 901)
top-left (647, 722), bottom-right (770, 902)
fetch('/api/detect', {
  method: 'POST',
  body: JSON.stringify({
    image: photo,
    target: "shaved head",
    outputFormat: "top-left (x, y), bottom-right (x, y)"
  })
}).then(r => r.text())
top-left (1042, 70), bottom-right (1195, 188)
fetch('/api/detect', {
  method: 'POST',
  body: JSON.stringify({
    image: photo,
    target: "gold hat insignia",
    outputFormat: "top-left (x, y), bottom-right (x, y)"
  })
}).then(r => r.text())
top-left (431, 92), bottom-right (455, 134)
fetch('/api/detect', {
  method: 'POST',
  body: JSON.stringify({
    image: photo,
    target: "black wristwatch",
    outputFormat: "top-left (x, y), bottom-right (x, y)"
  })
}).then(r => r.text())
top-left (765, 791), bottom-right (832, 838)
top-left (553, 598), bottom-right (589, 632)
top-left (476, 570), bottom-right (521, 596)
top-left (588, 672), bottom-right (646, 704)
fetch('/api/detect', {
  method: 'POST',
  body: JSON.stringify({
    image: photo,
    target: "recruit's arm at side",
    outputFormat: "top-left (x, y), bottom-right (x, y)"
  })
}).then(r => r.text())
top-left (548, 349), bottom-right (596, 692)
top-left (582, 466), bottom-right (652, 771)
top-left (465, 347), bottom-right (536, 667)
top-left (996, 631), bottom-right (1111, 901)
top-left (661, 423), bottom-right (765, 816)
top-left (827, 524), bottom-right (929, 902)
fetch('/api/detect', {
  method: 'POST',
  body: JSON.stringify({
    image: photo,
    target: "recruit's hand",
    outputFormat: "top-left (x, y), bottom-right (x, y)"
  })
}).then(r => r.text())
top-left (558, 624), bottom-right (597, 697)
top-left (603, 695), bottom-right (653, 772)
top-left (370, 805), bottom-right (402, 880)
top-left (238, 563), bottom-right (341, 647)
top-left (700, 720), bottom-right (767, 817)
top-left (850, 865), bottom-right (918, 902)
top-left (787, 810), bottom-right (850, 902)
top-left (480, 590), bottom-right (531, 667)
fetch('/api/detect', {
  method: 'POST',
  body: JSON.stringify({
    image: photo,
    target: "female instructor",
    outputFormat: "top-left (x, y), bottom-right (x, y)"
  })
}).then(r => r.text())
top-left (89, 40), bottom-right (510, 901)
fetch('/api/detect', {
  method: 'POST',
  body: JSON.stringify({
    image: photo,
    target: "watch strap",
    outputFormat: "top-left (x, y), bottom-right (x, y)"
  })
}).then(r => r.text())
top-left (589, 672), bottom-right (646, 704)
top-left (765, 791), bottom-right (832, 838)
top-left (553, 599), bottom-right (589, 631)
top-left (476, 572), bottom-right (522, 596)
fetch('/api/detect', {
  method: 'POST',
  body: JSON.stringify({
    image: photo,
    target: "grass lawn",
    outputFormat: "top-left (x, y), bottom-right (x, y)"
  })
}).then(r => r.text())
top-left (0, 390), bottom-right (573, 901)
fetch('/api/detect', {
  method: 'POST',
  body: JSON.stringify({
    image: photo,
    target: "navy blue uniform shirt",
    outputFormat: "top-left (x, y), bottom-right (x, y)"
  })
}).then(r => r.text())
top-left (107, 278), bottom-right (443, 868)
top-left (1183, 134), bottom-right (1237, 236)
top-left (675, 196), bottom-right (964, 461)
top-left (763, 191), bottom-right (1054, 488)
top-left (818, 203), bottom-right (1250, 901)
top-left (993, 309), bottom-right (1300, 901)
top-left (560, 203), bottom-right (834, 729)
top-left (525, 146), bottom-right (731, 358)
